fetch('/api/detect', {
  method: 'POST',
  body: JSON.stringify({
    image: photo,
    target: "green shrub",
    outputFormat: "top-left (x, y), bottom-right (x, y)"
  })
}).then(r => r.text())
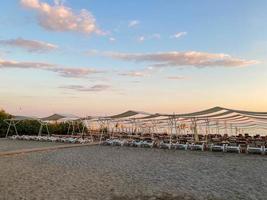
top-left (0, 109), bottom-right (11, 137)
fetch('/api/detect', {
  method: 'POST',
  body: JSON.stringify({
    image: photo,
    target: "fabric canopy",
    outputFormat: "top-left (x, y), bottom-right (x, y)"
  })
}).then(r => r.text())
top-left (7, 116), bottom-right (39, 121)
top-left (41, 113), bottom-right (80, 121)
top-left (106, 110), bottom-right (151, 119)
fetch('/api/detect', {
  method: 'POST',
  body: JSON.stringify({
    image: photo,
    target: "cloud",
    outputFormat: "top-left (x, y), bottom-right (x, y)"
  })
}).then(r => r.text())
top-left (21, 0), bottom-right (102, 35)
top-left (118, 66), bottom-right (157, 78)
top-left (166, 76), bottom-right (186, 80)
top-left (0, 59), bottom-right (54, 69)
top-left (51, 67), bottom-right (102, 78)
top-left (60, 84), bottom-right (110, 92)
top-left (137, 36), bottom-right (145, 42)
top-left (118, 71), bottom-right (146, 77)
top-left (0, 37), bottom-right (58, 53)
top-left (109, 37), bottom-right (116, 42)
top-left (171, 32), bottom-right (187, 39)
top-left (105, 51), bottom-right (259, 68)
top-left (137, 34), bottom-right (160, 42)
top-left (128, 20), bottom-right (140, 27)
top-left (0, 58), bottom-right (102, 78)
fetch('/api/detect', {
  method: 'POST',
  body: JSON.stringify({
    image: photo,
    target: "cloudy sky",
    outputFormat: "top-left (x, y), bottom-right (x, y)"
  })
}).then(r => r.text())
top-left (0, 0), bottom-right (267, 116)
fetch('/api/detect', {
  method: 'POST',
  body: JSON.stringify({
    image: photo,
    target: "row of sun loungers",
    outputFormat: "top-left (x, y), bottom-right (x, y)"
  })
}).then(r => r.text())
top-left (210, 144), bottom-right (241, 153)
top-left (158, 142), bottom-right (205, 151)
top-left (7, 133), bottom-right (267, 154)
top-left (102, 138), bottom-right (267, 154)
top-left (103, 139), bottom-right (206, 151)
top-left (211, 144), bottom-right (267, 154)
top-left (103, 139), bottom-right (155, 148)
top-left (9, 135), bottom-right (92, 144)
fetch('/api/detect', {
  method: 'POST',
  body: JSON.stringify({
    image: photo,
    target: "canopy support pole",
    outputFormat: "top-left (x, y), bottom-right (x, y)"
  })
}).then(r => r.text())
top-left (4, 120), bottom-right (19, 138)
top-left (191, 118), bottom-right (199, 142)
top-left (205, 119), bottom-right (210, 142)
top-left (38, 121), bottom-right (50, 136)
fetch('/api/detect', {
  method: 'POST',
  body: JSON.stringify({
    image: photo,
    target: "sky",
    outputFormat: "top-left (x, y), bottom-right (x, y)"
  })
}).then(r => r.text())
top-left (0, 0), bottom-right (267, 117)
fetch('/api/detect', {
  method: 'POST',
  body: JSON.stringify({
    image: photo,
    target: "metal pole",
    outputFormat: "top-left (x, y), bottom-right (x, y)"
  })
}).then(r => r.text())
top-left (38, 123), bottom-right (43, 136)
top-left (13, 121), bottom-right (19, 136)
top-left (45, 123), bottom-right (50, 136)
top-left (5, 121), bottom-right (11, 138)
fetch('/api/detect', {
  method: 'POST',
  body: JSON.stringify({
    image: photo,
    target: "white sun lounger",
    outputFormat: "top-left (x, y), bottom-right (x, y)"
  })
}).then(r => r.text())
top-left (210, 144), bottom-right (225, 152)
top-left (225, 144), bottom-right (241, 153)
top-left (174, 142), bottom-right (188, 150)
top-left (104, 139), bottom-right (128, 146)
top-left (247, 145), bottom-right (264, 154)
top-left (103, 139), bottom-right (114, 145)
top-left (111, 139), bottom-right (122, 146)
top-left (118, 139), bottom-right (129, 146)
top-left (132, 140), bottom-right (143, 147)
top-left (142, 141), bottom-right (154, 148)
top-left (188, 143), bottom-right (205, 151)
top-left (77, 138), bottom-right (91, 144)
top-left (159, 141), bottom-right (172, 149)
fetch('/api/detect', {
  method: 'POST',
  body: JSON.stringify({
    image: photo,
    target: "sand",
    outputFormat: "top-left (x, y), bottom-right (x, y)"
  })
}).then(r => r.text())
top-left (0, 143), bottom-right (266, 200)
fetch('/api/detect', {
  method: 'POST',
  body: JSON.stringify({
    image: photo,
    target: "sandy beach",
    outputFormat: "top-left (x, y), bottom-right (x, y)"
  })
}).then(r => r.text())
top-left (0, 141), bottom-right (266, 200)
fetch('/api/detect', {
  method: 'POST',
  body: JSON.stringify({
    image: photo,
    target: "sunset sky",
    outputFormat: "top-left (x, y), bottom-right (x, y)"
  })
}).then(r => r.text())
top-left (0, 0), bottom-right (267, 117)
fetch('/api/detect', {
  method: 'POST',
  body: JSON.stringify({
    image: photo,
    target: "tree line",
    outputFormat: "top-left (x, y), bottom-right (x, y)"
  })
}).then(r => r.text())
top-left (0, 109), bottom-right (86, 138)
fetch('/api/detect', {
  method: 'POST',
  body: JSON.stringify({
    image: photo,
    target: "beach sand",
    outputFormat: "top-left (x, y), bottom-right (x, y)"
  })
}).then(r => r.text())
top-left (0, 143), bottom-right (266, 200)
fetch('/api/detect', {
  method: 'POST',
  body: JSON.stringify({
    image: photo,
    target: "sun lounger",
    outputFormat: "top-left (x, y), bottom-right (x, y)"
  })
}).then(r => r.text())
top-left (118, 139), bottom-right (129, 146)
top-left (142, 140), bottom-right (154, 148)
top-left (102, 139), bottom-right (114, 145)
top-left (111, 139), bottom-right (122, 146)
top-left (225, 144), bottom-right (241, 153)
top-left (247, 145), bottom-right (264, 154)
top-left (159, 141), bottom-right (173, 149)
top-left (210, 143), bottom-right (225, 152)
top-left (132, 140), bottom-right (143, 147)
top-left (48, 136), bottom-right (58, 142)
top-left (65, 137), bottom-right (77, 143)
top-left (188, 143), bottom-right (205, 151)
top-left (173, 142), bottom-right (188, 150)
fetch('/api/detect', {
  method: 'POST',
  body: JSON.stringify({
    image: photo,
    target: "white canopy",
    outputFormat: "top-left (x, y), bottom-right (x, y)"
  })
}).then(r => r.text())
top-left (41, 113), bottom-right (80, 121)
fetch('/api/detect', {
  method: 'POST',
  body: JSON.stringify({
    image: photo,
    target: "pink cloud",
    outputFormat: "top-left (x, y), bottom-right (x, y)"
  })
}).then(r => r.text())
top-left (106, 51), bottom-right (259, 68)
top-left (0, 37), bottom-right (58, 53)
top-left (118, 71), bottom-right (146, 77)
top-left (21, 0), bottom-right (102, 34)
top-left (60, 84), bottom-right (111, 92)
top-left (166, 76), bottom-right (186, 80)
top-left (0, 58), bottom-right (103, 78)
